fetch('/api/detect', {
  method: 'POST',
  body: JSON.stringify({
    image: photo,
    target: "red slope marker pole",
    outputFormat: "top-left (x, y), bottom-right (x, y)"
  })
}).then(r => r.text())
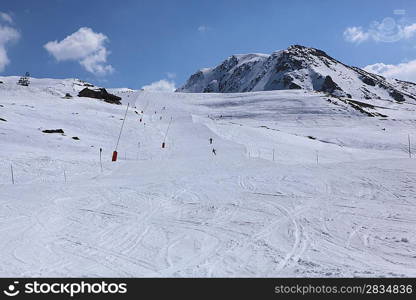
top-left (113, 103), bottom-right (130, 161)
top-left (162, 117), bottom-right (173, 149)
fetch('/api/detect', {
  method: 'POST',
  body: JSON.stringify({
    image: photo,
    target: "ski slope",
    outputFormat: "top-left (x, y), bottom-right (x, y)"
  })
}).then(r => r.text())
top-left (0, 77), bottom-right (415, 277)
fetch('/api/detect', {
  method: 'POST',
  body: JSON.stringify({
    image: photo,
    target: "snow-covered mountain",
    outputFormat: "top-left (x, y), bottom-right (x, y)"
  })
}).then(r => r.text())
top-left (177, 45), bottom-right (416, 102)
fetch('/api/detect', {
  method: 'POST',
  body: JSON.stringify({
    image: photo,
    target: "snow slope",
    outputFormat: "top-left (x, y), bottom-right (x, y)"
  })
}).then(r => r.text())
top-left (177, 45), bottom-right (416, 103)
top-left (1, 77), bottom-right (416, 277)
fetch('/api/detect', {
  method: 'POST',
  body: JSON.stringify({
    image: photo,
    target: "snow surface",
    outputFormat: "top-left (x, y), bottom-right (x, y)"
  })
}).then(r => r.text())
top-left (1, 77), bottom-right (416, 277)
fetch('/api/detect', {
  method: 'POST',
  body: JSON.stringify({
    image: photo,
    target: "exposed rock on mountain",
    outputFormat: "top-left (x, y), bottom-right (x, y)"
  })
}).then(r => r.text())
top-left (78, 88), bottom-right (122, 105)
top-left (177, 45), bottom-right (416, 102)
top-left (42, 129), bottom-right (64, 134)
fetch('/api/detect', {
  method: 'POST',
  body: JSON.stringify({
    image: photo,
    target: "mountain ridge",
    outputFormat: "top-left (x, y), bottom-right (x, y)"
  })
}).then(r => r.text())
top-left (177, 45), bottom-right (416, 102)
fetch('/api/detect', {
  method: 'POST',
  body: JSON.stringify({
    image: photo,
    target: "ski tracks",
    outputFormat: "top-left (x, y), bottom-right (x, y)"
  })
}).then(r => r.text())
top-left (236, 175), bottom-right (310, 275)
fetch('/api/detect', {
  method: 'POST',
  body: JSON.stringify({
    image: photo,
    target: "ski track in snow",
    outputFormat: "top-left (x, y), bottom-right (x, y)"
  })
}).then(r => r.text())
top-left (0, 79), bottom-right (416, 277)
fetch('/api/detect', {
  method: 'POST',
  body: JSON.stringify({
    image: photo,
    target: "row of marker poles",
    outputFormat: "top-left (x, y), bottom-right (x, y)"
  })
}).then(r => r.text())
top-left (112, 103), bottom-right (130, 161)
top-left (248, 148), bottom-right (276, 160)
top-left (5, 133), bottom-right (414, 183)
top-left (246, 148), bottom-right (320, 164)
top-left (10, 164), bottom-right (64, 184)
top-left (249, 135), bottom-right (412, 164)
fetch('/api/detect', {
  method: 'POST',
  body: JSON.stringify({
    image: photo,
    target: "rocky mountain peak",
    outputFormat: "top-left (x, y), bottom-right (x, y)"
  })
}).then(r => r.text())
top-left (177, 45), bottom-right (416, 103)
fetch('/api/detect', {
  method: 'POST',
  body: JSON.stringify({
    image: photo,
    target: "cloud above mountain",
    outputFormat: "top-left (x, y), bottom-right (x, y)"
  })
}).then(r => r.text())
top-left (0, 12), bottom-right (13, 24)
top-left (141, 79), bottom-right (176, 92)
top-left (44, 27), bottom-right (114, 76)
top-left (197, 25), bottom-right (211, 33)
top-left (344, 17), bottom-right (416, 43)
top-left (0, 12), bottom-right (20, 72)
top-left (364, 60), bottom-right (416, 83)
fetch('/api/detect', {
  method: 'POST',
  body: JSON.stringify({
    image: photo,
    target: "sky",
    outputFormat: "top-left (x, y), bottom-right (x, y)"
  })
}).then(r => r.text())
top-left (1, 0), bottom-right (416, 90)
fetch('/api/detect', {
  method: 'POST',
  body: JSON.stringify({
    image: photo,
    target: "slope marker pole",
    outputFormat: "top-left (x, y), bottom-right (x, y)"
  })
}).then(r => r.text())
top-left (408, 134), bottom-right (412, 158)
top-left (99, 148), bottom-right (103, 172)
top-left (162, 117), bottom-right (173, 148)
top-left (10, 164), bottom-right (14, 184)
top-left (113, 103), bottom-right (130, 161)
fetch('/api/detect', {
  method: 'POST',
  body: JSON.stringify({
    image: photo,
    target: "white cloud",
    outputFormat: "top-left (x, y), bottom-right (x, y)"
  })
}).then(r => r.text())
top-left (198, 25), bottom-right (210, 33)
top-left (79, 47), bottom-right (114, 75)
top-left (141, 79), bottom-right (176, 92)
top-left (343, 26), bottom-right (370, 43)
top-left (44, 27), bottom-right (114, 75)
top-left (402, 23), bottom-right (416, 39)
top-left (0, 25), bottom-right (20, 72)
top-left (0, 12), bottom-right (13, 24)
top-left (364, 60), bottom-right (416, 83)
top-left (344, 17), bottom-right (416, 44)
top-left (393, 9), bottom-right (406, 15)
top-left (165, 72), bottom-right (176, 79)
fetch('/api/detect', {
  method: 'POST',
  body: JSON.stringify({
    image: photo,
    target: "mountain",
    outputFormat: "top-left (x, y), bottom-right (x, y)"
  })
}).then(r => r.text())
top-left (177, 45), bottom-right (416, 102)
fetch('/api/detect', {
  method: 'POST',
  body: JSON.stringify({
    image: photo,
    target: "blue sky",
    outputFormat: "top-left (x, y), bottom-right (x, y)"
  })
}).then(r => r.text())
top-left (1, 0), bottom-right (416, 89)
